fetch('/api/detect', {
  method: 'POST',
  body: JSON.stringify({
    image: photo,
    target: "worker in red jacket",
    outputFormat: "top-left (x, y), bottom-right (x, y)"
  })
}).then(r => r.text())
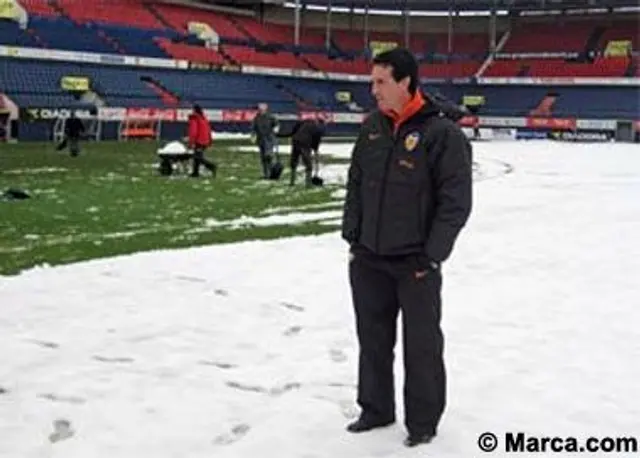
top-left (188, 104), bottom-right (217, 177)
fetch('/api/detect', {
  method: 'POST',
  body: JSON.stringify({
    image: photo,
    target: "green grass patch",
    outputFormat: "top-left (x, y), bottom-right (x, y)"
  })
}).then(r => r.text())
top-left (0, 140), bottom-right (347, 275)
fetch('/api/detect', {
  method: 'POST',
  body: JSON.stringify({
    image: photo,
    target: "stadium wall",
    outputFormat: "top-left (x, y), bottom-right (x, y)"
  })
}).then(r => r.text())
top-left (13, 105), bottom-right (640, 143)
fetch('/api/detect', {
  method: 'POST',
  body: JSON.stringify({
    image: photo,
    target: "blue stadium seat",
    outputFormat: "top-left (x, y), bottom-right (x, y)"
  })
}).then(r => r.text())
top-left (551, 86), bottom-right (638, 119)
top-left (88, 23), bottom-right (177, 58)
top-left (28, 16), bottom-right (116, 54)
top-left (1, 57), bottom-right (638, 120)
top-left (0, 20), bottom-right (41, 48)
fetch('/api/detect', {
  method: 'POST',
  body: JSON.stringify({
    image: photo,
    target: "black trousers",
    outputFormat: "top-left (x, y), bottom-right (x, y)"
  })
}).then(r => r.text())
top-left (258, 137), bottom-right (274, 178)
top-left (191, 146), bottom-right (216, 177)
top-left (348, 249), bottom-right (445, 435)
top-left (289, 142), bottom-right (313, 186)
top-left (56, 136), bottom-right (80, 156)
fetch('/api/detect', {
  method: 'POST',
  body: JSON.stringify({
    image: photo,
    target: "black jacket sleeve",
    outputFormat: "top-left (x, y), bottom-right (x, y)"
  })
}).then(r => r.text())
top-left (341, 130), bottom-right (364, 244)
top-left (425, 122), bottom-right (473, 263)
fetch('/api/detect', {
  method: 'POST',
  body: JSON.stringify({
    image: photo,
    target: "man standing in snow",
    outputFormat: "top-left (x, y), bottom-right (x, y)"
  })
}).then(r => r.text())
top-left (187, 104), bottom-right (217, 178)
top-left (278, 117), bottom-right (326, 187)
top-left (252, 103), bottom-right (279, 179)
top-left (341, 48), bottom-right (473, 447)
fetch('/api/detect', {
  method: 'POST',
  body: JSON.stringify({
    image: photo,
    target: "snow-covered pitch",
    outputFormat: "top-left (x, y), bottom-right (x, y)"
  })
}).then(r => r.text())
top-left (1, 140), bottom-right (639, 458)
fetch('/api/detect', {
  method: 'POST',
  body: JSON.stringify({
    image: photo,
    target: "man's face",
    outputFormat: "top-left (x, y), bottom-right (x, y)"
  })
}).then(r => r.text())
top-left (259, 103), bottom-right (267, 113)
top-left (371, 64), bottom-right (410, 112)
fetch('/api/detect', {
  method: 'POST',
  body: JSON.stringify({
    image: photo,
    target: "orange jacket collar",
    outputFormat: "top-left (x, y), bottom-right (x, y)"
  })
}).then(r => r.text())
top-left (383, 91), bottom-right (426, 133)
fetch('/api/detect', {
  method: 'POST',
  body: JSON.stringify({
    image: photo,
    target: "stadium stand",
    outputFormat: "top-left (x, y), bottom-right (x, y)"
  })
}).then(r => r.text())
top-left (19, 0), bottom-right (57, 17)
top-left (55, 0), bottom-right (165, 30)
top-left (5, 0), bottom-right (637, 78)
top-left (501, 20), bottom-right (597, 54)
top-left (153, 2), bottom-right (245, 39)
top-left (484, 57), bottom-right (633, 78)
top-left (0, 17), bottom-right (40, 47)
top-left (95, 25), bottom-right (176, 59)
top-left (0, 0), bottom-right (638, 142)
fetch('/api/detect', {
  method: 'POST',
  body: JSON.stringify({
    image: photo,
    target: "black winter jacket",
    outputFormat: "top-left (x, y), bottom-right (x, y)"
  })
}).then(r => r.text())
top-left (279, 120), bottom-right (325, 151)
top-left (252, 112), bottom-right (278, 141)
top-left (64, 117), bottom-right (85, 139)
top-left (341, 96), bottom-right (472, 263)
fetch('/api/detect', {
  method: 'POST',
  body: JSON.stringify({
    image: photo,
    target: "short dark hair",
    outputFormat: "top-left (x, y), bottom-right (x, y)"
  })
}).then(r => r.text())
top-left (372, 47), bottom-right (419, 95)
top-left (193, 104), bottom-right (203, 114)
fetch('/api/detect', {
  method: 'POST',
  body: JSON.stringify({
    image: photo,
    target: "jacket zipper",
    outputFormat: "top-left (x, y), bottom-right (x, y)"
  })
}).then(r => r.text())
top-left (375, 123), bottom-right (400, 253)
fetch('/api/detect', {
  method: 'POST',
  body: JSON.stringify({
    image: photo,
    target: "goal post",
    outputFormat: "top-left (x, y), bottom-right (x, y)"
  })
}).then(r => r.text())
top-left (53, 115), bottom-right (102, 143)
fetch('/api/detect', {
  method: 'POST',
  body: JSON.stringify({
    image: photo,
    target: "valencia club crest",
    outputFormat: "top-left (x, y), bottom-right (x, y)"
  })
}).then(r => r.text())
top-left (404, 131), bottom-right (421, 152)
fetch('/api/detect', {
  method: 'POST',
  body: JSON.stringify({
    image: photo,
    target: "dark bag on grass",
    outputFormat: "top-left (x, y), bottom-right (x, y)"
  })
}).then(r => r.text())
top-left (269, 161), bottom-right (283, 180)
top-left (3, 188), bottom-right (30, 200)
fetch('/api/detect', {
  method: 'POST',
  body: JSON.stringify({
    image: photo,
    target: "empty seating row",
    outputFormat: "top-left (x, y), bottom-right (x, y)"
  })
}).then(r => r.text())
top-left (95, 24), bottom-right (177, 59)
top-left (0, 19), bottom-right (40, 48)
top-left (0, 58), bottom-right (161, 106)
top-left (0, 58), bottom-right (303, 111)
top-left (223, 45), bottom-right (306, 69)
top-left (20, 0), bottom-right (58, 17)
top-left (2, 56), bottom-right (639, 119)
top-left (28, 16), bottom-right (117, 54)
top-left (56, 0), bottom-right (164, 30)
top-left (152, 3), bottom-right (243, 39)
top-left (154, 38), bottom-right (227, 66)
top-left (484, 57), bottom-right (632, 77)
top-left (4, 0), bottom-right (638, 79)
top-left (503, 21), bottom-right (595, 53)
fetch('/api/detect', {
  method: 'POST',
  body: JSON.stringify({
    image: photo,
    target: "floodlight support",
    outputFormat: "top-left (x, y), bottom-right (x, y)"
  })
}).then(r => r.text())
top-left (363, 2), bottom-right (369, 50)
top-left (325, 0), bottom-right (332, 50)
top-left (294, 0), bottom-right (301, 46)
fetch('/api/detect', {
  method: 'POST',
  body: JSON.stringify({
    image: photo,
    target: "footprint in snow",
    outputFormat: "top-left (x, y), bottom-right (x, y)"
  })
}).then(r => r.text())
top-left (29, 340), bottom-right (59, 349)
top-left (198, 360), bottom-right (236, 369)
top-left (226, 381), bottom-right (266, 394)
top-left (213, 423), bottom-right (251, 445)
top-left (93, 355), bottom-right (134, 364)
top-left (284, 325), bottom-right (302, 337)
top-left (327, 382), bottom-right (356, 388)
top-left (338, 399), bottom-right (359, 419)
top-left (175, 275), bottom-right (207, 283)
top-left (313, 395), bottom-right (359, 419)
top-left (226, 381), bottom-right (301, 397)
top-left (280, 301), bottom-right (305, 312)
top-left (49, 418), bottom-right (75, 443)
top-left (269, 382), bottom-right (301, 396)
top-left (38, 393), bottom-right (86, 405)
top-left (329, 348), bottom-right (347, 363)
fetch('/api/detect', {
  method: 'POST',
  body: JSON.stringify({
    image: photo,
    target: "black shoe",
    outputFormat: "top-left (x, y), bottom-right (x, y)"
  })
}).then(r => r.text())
top-left (403, 431), bottom-right (436, 447)
top-left (346, 417), bottom-right (395, 433)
